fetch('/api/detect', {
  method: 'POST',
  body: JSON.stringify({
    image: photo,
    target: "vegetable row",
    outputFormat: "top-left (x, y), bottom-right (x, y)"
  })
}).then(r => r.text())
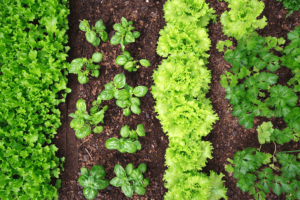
top-left (153, 0), bottom-right (228, 199)
top-left (0, 0), bottom-right (70, 199)
top-left (217, 0), bottom-right (300, 199)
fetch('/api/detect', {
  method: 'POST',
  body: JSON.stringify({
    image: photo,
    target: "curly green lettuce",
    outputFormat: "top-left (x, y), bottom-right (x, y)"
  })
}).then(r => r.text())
top-left (152, 52), bottom-right (211, 99)
top-left (220, 0), bottom-right (267, 40)
top-left (157, 23), bottom-right (211, 57)
top-left (163, 0), bottom-right (216, 27)
top-left (165, 138), bottom-right (213, 171)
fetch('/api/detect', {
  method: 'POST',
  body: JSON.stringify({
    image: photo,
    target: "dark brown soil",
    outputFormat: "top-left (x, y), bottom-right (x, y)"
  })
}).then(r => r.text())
top-left (54, 0), bottom-right (300, 199)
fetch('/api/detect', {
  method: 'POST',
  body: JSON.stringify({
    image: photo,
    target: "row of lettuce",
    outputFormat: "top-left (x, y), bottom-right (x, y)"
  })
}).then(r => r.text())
top-left (152, 0), bottom-right (228, 199)
top-left (218, 0), bottom-right (300, 199)
top-left (0, 0), bottom-right (70, 199)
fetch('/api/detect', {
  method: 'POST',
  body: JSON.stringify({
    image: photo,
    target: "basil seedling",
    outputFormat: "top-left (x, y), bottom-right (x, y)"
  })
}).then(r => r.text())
top-left (105, 124), bottom-right (145, 153)
top-left (115, 51), bottom-right (151, 72)
top-left (99, 73), bottom-right (148, 116)
top-left (79, 19), bottom-right (108, 46)
top-left (68, 52), bottom-right (103, 84)
top-left (78, 165), bottom-right (109, 200)
top-left (69, 97), bottom-right (107, 138)
top-left (110, 163), bottom-right (149, 197)
top-left (110, 17), bottom-right (140, 51)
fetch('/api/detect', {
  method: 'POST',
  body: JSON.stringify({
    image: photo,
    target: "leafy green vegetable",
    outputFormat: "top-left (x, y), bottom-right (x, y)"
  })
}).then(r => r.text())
top-left (110, 163), bottom-right (149, 197)
top-left (110, 17), bottom-right (140, 51)
top-left (153, 0), bottom-right (227, 199)
top-left (220, 0), bottom-right (267, 40)
top-left (69, 98), bottom-right (107, 138)
top-left (105, 124), bottom-right (145, 153)
top-left (115, 51), bottom-right (150, 72)
top-left (276, 0), bottom-right (300, 17)
top-left (68, 52), bottom-right (103, 84)
top-left (78, 165), bottom-right (109, 200)
top-left (79, 19), bottom-right (108, 46)
top-left (0, 0), bottom-right (70, 199)
top-left (99, 73), bottom-right (148, 116)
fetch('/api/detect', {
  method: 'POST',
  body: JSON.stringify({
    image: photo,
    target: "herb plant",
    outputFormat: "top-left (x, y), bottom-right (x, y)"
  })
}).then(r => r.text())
top-left (0, 0), bottom-right (69, 199)
top-left (220, 0), bottom-right (267, 40)
top-left (115, 51), bottom-right (150, 72)
top-left (276, 0), bottom-right (300, 17)
top-left (99, 73), bottom-right (148, 116)
top-left (110, 17), bottom-right (140, 51)
top-left (225, 122), bottom-right (300, 200)
top-left (68, 52), bottom-right (103, 84)
top-left (78, 165), bottom-right (109, 200)
top-left (110, 163), bottom-right (149, 197)
top-left (69, 98), bottom-right (107, 139)
top-left (105, 124), bottom-right (145, 153)
top-left (79, 19), bottom-right (108, 46)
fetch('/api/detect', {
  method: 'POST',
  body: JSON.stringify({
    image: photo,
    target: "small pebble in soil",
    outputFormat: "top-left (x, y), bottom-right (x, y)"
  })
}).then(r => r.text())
top-left (107, 186), bottom-right (113, 190)
top-left (77, 172), bottom-right (81, 176)
top-left (78, 191), bottom-right (82, 196)
top-left (233, 131), bottom-right (237, 136)
top-left (83, 154), bottom-right (89, 162)
top-left (144, 155), bottom-right (148, 158)
top-left (146, 113), bottom-right (150, 118)
top-left (141, 6), bottom-right (145, 10)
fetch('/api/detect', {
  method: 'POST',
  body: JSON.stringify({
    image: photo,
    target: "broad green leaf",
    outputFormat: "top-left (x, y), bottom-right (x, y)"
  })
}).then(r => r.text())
top-left (131, 104), bottom-right (141, 114)
top-left (110, 35), bottom-right (121, 45)
top-left (90, 165), bottom-right (106, 179)
top-left (134, 186), bottom-right (146, 195)
top-left (93, 126), bottom-right (103, 133)
top-left (114, 73), bottom-right (126, 88)
top-left (130, 97), bottom-right (140, 106)
top-left (143, 178), bottom-right (149, 187)
top-left (124, 61), bottom-right (134, 71)
top-left (137, 163), bottom-right (147, 173)
top-left (69, 58), bottom-right (85, 73)
top-left (115, 55), bottom-right (127, 66)
top-left (83, 187), bottom-right (98, 200)
top-left (92, 52), bottom-right (103, 63)
top-left (114, 164), bottom-right (126, 177)
top-left (75, 125), bottom-right (92, 139)
top-left (105, 138), bottom-right (120, 149)
top-left (95, 19), bottom-right (105, 31)
top-left (116, 100), bottom-right (130, 108)
top-left (120, 125), bottom-right (130, 138)
top-left (86, 31), bottom-right (97, 43)
top-left (78, 75), bottom-right (89, 84)
top-left (122, 184), bottom-right (133, 197)
top-left (79, 20), bottom-right (90, 32)
top-left (133, 86), bottom-right (148, 97)
top-left (139, 59), bottom-right (150, 67)
top-left (113, 23), bottom-right (123, 32)
top-left (121, 17), bottom-right (128, 27)
top-left (93, 179), bottom-right (109, 190)
top-left (78, 175), bottom-right (90, 188)
top-left (123, 51), bottom-right (131, 59)
top-left (91, 37), bottom-right (100, 47)
top-left (101, 31), bottom-right (108, 42)
top-left (125, 163), bottom-right (134, 175)
top-left (110, 177), bottom-right (124, 187)
top-left (123, 107), bottom-right (131, 116)
top-left (114, 89), bottom-right (130, 100)
top-left (81, 167), bottom-right (89, 177)
top-left (136, 124), bottom-right (145, 136)
top-left (76, 99), bottom-right (86, 112)
top-left (100, 90), bottom-right (114, 100)
top-left (125, 32), bottom-right (135, 43)
top-left (133, 31), bottom-right (140, 38)
top-left (123, 140), bottom-right (137, 153)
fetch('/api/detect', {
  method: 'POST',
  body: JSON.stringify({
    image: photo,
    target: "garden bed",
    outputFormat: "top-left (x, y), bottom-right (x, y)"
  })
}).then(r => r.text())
top-left (55, 0), bottom-right (300, 199)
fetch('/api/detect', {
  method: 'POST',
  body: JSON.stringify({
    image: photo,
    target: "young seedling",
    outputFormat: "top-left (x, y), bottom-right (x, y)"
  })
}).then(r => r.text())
top-left (110, 163), bottom-right (149, 197)
top-left (78, 165), bottom-right (109, 200)
top-left (79, 19), bottom-right (108, 46)
top-left (110, 17), bottom-right (140, 51)
top-left (99, 73), bottom-right (148, 116)
top-left (115, 51), bottom-right (151, 72)
top-left (68, 52), bottom-right (103, 84)
top-left (105, 124), bottom-right (145, 153)
top-left (69, 97), bottom-right (107, 139)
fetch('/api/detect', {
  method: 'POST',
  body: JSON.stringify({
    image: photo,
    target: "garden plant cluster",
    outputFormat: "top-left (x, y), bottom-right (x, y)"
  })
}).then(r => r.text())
top-left (1, 0), bottom-right (300, 199)
top-left (0, 0), bottom-right (70, 199)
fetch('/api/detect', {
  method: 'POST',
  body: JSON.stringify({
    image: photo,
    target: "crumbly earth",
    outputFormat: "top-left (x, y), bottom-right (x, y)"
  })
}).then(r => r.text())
top-left (54, 0), bottom-right (300, 199)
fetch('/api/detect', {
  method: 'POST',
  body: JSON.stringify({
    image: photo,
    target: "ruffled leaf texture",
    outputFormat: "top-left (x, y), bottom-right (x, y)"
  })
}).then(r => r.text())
top-left (157, 23), bottom-right (211, 57)
top-left (163, 0), bottom-right (216, 26)
top-left (220, 0), bottom-right (267, 40)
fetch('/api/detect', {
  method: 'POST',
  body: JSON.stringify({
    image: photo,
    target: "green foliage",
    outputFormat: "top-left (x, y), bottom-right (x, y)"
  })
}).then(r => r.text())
top-left (220, 0), bottom-right (267, 40)
top-left (276, 0), bottom-right (300, 17)
top-left (115, 51), bottom-right (150, 72)
top-left (69, 98), bottom-right (107, 139)
top-left (110, 17), bottom-right (140, 51)
top-left (105, 124), bottom-right (145, 153)
top-left (153, 0), bottom-right (227, 199)
top-left (216, 40), bottom-right (233, 52)
top-left (257, 122), bottom-right (273, 144)
top-left (78, 165), bottom-right (109, 200)
top-left (225, 147), bottom-right (300, 200)
top-left (68, 52), bottom-right (103, 84)
top-left (0, 0), bottom-right (70, 199)
top-left (110, 163), bottom-right (149, 197)
top-left (99, 74), bottom-right (148, 116)
top-left (219, 36), bottom-right (300, 133)
top-left (79, 19), bottom-right (108, 46)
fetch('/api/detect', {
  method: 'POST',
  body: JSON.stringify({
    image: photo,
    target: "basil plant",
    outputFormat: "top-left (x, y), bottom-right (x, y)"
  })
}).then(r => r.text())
top-left (110, 163), bottom-right (149, 197)
top-left (115, 51), bottom-right (150, 72)
top-left (68, 52), bottom-right (103, 84)
top-left (79, 19), bottom-right (108, 46)
top-left (99, 73), bottom-right (148, 116)
top-left (105, 124), bottom-right (145, 153)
